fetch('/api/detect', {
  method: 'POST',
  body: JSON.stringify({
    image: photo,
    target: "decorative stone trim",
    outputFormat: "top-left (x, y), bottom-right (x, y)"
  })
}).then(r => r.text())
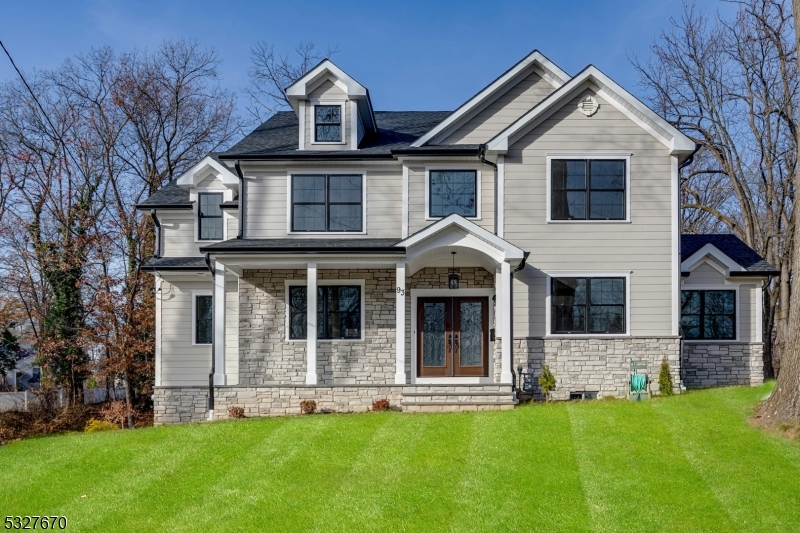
top-left (682, 342), bottom-right (763, 388)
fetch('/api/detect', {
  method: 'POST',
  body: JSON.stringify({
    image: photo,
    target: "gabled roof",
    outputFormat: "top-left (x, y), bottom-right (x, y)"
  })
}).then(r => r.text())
top-left (485, 65), bottom-right (696, 156)
top-left (142, 257), bottom-right (208, 272)
top-left (136, 153), bottom-right (233, 210)
top-left (175, 154), bottom-right (238, 190)
top-left (411, 50), bottom-right (569, 147)
top-left (681, 234), bottom-right (778, 276)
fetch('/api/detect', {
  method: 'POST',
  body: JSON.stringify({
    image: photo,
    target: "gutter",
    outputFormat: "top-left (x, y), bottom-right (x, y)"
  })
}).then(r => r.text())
top-left (478, 144), bottom-right (498, 236)
top-left (508, 251), bottom-right (530, 393)
top-left (204, 253), bottom-right (215, 420)
top-left (234, 161), bottom-right (245, 239)
top-left (135, 203), bottom-right (193, 210)
top-left (150, 209), bottom-right (161, 259)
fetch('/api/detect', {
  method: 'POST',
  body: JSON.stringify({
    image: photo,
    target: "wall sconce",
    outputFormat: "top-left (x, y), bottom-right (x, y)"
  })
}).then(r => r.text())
top-left (448, 251), bottom-right (459, 289)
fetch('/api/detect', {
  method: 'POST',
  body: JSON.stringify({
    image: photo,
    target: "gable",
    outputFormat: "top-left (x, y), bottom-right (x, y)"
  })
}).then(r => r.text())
top-left (309, 78), bottom-right (346, 100)
top-left (197, 172), bottom-right (223, 189)
top-left (683, 262), bottom-right (727, 285)
top-left (436, 71), bottom-right (556, 145)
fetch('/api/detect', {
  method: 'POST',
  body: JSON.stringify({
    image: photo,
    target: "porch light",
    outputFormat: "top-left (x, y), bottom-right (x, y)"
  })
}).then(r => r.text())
top-left (448, 251), bottom-right (459, 289)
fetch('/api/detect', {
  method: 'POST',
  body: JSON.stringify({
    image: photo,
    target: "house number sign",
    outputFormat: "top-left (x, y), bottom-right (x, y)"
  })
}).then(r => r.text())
top-left (396, 287), bottom-right (405, 296)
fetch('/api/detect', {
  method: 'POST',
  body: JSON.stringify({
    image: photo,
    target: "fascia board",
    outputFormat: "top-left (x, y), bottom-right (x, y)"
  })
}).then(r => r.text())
top-left (681, 244), bottom-right (746, 273)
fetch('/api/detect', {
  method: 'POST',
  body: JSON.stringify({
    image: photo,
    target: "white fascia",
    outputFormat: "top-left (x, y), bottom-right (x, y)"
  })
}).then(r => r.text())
top-left (681, 244), bottom-right (747, 276)
top-left (175, 155), bottom-right (239, 192)
top-left (411, 50), bottom-right (569, 148)
top-left (485, 66), bottom-right (696, 157)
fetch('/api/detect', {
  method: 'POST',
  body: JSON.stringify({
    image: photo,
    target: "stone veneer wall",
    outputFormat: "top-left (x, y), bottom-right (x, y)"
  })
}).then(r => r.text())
top-left (513, 337), bottom-right (681, 399)
top-left (682, 342), bottom-right (763, 388)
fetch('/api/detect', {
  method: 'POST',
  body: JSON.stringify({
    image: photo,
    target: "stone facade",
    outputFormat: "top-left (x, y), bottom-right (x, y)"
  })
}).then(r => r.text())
top-left (682, 342), bottom-right (764, 388)
top-left (513, 337), bottom-right (682, 399)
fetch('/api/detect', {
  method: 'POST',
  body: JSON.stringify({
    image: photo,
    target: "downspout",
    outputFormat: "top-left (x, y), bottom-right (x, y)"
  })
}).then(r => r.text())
top-left (234, 160), bottom-right (245, 239)
top-left (150, 209), bottom-right (161, 258)
top-left (509, 251), bottom-right (531, 393)
top-left (479, 144), bottom-right (499, 235)
top-left (204, 253), bottom-right (215, 419)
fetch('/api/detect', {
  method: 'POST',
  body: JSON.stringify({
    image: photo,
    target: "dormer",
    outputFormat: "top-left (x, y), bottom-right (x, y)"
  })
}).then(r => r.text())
top-left (285, 60), bottom-right (377, 150)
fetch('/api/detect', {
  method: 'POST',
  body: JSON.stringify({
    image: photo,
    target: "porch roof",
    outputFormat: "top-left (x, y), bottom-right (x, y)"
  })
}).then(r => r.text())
top-left (199, 238), bottom-right (404, 254)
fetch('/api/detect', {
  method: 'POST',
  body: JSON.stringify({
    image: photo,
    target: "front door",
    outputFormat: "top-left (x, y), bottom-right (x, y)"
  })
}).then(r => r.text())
top-left (417, 297), bottom-right (489, 377)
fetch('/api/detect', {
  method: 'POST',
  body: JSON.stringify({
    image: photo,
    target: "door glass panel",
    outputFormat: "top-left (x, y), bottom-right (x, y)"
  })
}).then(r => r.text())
top-left (422, 302), bottom-right (446, 366)
top-left (459, 301), bottom-right (483, 367)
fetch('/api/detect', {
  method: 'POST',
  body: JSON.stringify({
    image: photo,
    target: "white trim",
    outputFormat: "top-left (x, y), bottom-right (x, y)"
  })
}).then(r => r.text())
top-left (411, 50), bottom-right (568, 147)
top-left (298, 102), bottom-right (305, 150)
top-left (410, 288), bottom-right (495, 385)
top-left (671, 156), bottom-right (680, 336)
top-left (395, 263), bottom-right (407, 384)
top-left (756, 283), bottom-right (764, 343)
top-left (213, 262), bottom-right (226, 386)
top-left (175, 155), bottom-right (239, 190)
top-left (350, 99), bottom-right (358, 149)
top-left (681, 244), bottom-right (747, 275)
top-left (544, 271), bottom-right (632, 338)
top-left (679, 284), bottom-right (741, 343)
top-left (497, 155), bottom-right (505, 238)
top-left (500, 262), bottom-right (512, 383)
top-left (190, 289), bottom-right (213, 346)
top-left (309, 101), bottom-right (347, 145)
top-left (425, 166), bottom-right (482, 221)
top-left (154, 276), bottom-right (163, 387)
top-left (544, 154), bottom-right (632, 223)
top-left (193, 187), bottom-right (233, 243)
top-left (401, 164), bottom-right (409, 239)
top-left (284, 278), bottom-right (367, 343)
top-left (306, 263), bottom-right (318, 385)
top-left (285, 171), bottom-right (368, 235)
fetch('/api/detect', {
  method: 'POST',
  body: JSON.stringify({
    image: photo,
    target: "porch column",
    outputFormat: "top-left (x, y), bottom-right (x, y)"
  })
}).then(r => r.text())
top-left (500, 261), bottom-right (513, 384)
top-left (395, 263), bottom-right (406, 384)
top-left (213, 261), bottom-right (226, 385)
top-left (305, 262), bottom-right (318, 385)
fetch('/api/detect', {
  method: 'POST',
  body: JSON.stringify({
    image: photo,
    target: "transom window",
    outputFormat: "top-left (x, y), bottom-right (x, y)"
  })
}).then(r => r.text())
top-left (551, 159), bottom-right (626, 220)
top-left (315, 105), bottom-right (342, 142)
top-left (681, 290), bottom-right (736, 340)
top-left (198, 193), bottom-right (223, 240)
top-left (289, 285), bottom-right (362, 340)
top-left (291, 174), bottom-right (363, 232)
top-left (551, 277), bottom-right (626, 334)
top-left (195, 295), bottom-right (212, 344)
top-left (429, 170), bottom-right (477, 218)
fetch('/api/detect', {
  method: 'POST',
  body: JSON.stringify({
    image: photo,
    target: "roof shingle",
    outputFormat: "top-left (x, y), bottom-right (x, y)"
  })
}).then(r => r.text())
top-left (681, 234), bottom-right (777, 273)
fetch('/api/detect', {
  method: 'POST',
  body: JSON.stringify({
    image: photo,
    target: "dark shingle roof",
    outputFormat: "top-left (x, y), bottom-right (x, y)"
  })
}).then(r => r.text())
top-left (200, 238), bottom-right (403, 254)
top-left (220, 111), bottom-right (454, 158)
top-left (142, 256), bottom-right (208, 271)
top-left (136, 180), bottom-right (192, 209)
top-left (681, 234), bottom-right (777, 274)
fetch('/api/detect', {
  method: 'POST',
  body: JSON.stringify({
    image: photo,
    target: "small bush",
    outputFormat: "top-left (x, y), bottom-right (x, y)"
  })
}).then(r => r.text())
top-left (371, 399), bottom-right (390, 412)
top-left (659, 358), bottom-right (675, 396)
top-left (228, 406), bottom-right (245, 419)
top-left (84, 418), bottom-right (119, 433)
top-left (538, 364), bottom-right (556, 402)
top-left (100, 401), bottom-right (129, 428)
top-left (300, 400), bottom-right (317, 414)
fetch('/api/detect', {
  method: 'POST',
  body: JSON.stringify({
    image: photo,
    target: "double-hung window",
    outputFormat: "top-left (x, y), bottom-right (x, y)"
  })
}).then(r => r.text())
top-left (291, 174), bottom-right (363, 232)
top-left (551, 159), bottom-right (626, 220)
top-left (194, 294), bottom-right (212, 344)
top-left (198, 193), bottom-right (223, 240)
top-left (551, 277), bottom-right (626, 334)
top-left (681, 290), bottom-right (736, 340)
top-left (429, 170), bottom-right (478, 218)
top-left (288, 285), bottom-right (362, 340)
top-left (314, 105), bottom-right (342, 142)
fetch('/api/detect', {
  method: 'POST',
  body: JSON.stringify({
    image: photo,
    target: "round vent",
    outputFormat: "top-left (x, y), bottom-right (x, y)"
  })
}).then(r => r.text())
top-left (578, 95), bottom-right (599, 116)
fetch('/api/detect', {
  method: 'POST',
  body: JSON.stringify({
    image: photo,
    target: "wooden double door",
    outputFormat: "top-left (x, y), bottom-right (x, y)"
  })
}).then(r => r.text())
top-left (417, 297), bottom-right (490, 377)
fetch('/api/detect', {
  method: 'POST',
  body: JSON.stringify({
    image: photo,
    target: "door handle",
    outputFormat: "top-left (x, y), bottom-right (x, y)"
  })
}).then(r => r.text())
top-left (448, 334), bottom-right (452, 353)
top-left (453, 334), bottom-right (460, 353)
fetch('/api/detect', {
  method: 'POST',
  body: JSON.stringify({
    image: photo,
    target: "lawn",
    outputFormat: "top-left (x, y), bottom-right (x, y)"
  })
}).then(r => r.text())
top-left (2, 384), bottom-right (799, 532)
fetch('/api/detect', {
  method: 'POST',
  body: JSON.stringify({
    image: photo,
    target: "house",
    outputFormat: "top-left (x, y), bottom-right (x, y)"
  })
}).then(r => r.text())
top-left (137, 51), bottom-right (777, 423)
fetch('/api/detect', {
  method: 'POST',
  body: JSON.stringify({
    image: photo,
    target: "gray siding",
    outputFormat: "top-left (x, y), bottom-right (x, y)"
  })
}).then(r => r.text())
top-left (160, 211), bottom-right (201, 257)
top-left (159, 279), bottom-right (211, 386)
top-left (504, 90), bottom-right (675, 337)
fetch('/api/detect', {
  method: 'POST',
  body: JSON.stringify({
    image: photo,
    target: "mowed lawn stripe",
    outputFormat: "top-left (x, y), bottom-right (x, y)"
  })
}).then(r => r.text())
top-left (568, 400), bottom-right (736, 532)
top-left (654, 385), bottom-right (800, 532)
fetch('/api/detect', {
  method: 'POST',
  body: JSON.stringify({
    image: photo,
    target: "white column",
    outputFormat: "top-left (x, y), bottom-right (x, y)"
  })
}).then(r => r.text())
top-left (154, 276), bottom-right (162, 387)
top-left (497, 155), bottom-right (505, 238)
top-left (395, 263), bottom-right (406, 384)
top-left (306, 263), bottom-right (318, 385)
top-left (213, 261), bottom-right (226, 385)
top-left (401, 164), bottom-right (409, 238)
top-left (500, 261), bottom-right (513, 384)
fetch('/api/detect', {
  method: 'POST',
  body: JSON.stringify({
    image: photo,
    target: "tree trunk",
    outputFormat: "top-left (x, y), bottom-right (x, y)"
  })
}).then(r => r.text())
top-left (123, 372), bottom-right (134, 429)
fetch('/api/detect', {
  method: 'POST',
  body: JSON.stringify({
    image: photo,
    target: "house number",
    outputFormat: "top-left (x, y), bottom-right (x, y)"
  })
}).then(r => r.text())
top-left (396, 287), bottom-right (405, 296)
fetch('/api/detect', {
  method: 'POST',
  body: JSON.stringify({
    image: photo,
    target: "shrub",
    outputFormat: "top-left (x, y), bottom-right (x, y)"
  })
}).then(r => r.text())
top-left (659, 358), bottom-right (675, 396)
top-left (371, 399), bottom-right (390, 412)
top-left (85, 418), bottom-right (119, 433)
top-left (100, 401), bottom-right (129, 429)
top-left (300, 400), bottom-right (317, 414)
top-left (228, 406), bottom-right (245, 419)
top-left (538, 364), bottom-right (556, 402)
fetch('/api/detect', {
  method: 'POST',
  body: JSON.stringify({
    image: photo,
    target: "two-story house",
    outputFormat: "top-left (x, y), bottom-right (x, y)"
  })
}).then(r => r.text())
top-left (137, 51), bottom-right (777, 423)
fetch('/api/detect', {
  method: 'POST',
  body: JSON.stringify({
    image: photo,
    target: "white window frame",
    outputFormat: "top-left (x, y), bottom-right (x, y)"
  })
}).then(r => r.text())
top-left (285, 170), bottom-right (367, 235)
top-left (310, 100), bottom-right (347, 145)
top-left (425, 165), bottom-right (482, 221)
top-left (545, 153), bottom-right (632, 223)
top-left (192, 187), bottom-right (233, 243)
top-left (545, 271), bottom-right (632, 338)
top-left (191, 289), bottom-right (213, 346)
top-left (679, 284), bottom-right (741, 343)
top-left (284, 279), bottom-right (366, 343)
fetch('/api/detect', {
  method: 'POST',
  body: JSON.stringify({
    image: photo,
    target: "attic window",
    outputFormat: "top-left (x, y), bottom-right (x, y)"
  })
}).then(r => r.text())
top-left (315, 105), bottom-right (342, 142)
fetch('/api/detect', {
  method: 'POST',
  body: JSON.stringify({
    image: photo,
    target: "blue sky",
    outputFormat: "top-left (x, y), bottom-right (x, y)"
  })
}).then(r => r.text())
top-left (0, 0), bottom-right (736, 115)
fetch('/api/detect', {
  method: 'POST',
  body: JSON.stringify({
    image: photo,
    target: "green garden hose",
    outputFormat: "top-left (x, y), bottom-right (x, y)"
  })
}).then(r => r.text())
top-left (631, 374), bottom-right (646, 401)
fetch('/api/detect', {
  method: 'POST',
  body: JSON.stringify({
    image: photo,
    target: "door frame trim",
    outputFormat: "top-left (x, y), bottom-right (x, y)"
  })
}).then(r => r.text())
top-left (410, 288), bottom-right (495, 385)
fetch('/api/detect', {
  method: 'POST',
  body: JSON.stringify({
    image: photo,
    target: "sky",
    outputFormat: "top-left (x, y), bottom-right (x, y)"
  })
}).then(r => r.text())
top-left (0, 0), bottom-right (738, 117)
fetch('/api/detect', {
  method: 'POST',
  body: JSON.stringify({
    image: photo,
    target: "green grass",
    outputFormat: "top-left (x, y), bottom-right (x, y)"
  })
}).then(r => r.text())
top-left (2, 384), bottom-right (799, 532)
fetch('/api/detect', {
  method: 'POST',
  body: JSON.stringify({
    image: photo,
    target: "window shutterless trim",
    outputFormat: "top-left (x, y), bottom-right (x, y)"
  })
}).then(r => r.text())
top-left (680, 289), bottom-right (737, 340)
top-left (197, 192), bottom-right (224, 241)
top-left (285, 279), bottom-right (366, 342)
top-left (425, 167), bottom-right (481, 220)
top-left (289, 173), bottom-right (365, 233)
top-left (550, 277), bottom-right (626, 334)
top-left (312, 103), bottom-right (345, 144)
top-left (544, 272), bottom-right (631, 337)
top-left (191, 290), bottom-right (213, 345)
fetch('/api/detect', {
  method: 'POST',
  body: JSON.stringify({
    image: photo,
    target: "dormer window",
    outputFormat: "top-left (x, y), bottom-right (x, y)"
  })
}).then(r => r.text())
top-left (198, 192), bottom-right (223, 240)
top-left (315, 105), bottom-right (342, 142)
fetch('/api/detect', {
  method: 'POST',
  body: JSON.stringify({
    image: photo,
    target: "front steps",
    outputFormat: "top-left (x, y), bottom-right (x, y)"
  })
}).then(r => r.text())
top-left (400, 385), bottom-right (517, 412)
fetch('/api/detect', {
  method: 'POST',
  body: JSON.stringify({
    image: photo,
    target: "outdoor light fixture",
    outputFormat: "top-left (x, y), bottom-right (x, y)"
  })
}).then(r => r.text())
top-left (448, 251), bottom-right (459, 289)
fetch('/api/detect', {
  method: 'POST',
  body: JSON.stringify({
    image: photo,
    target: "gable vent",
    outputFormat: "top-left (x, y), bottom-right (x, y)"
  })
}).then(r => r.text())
top-left (578, 95), bottom-right (599, 116)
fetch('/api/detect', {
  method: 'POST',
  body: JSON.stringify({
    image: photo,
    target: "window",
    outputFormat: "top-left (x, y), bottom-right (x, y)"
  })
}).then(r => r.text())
top-left (314, 105), bottom-right (342, 142)
top-left (291, 174), bottom-right (363, 232)
top-left (551, 159), bottom-right (626, 220)
top-left (681, 290), bottom-right (736, 340)
top-left (195, 295), bottom-right (212, 344)
top-left (198, 193), bottom-right (223, 240)
top-left (429, 170), bottom-right (478, 218)
top-left (551, 277), bottom-right (625, 334)
top-left (288, 285), bottom-right (362, 340)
